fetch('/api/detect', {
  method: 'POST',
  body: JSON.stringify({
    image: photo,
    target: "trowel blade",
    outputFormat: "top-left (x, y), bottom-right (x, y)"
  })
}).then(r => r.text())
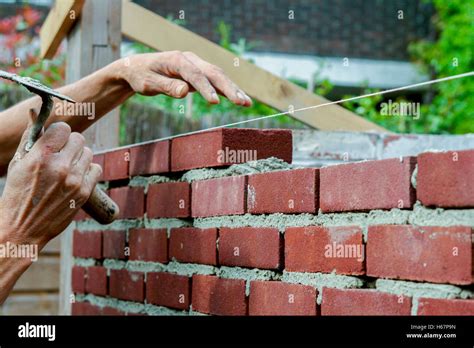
top-left (0, 70), bottom-right (76, 103)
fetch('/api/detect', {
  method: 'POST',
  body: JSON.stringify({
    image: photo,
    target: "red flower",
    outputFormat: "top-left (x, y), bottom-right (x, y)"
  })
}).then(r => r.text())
top-left (21, 6), bottom-right (41, 26)
top-left (0, 18), bottom-right (17, 35)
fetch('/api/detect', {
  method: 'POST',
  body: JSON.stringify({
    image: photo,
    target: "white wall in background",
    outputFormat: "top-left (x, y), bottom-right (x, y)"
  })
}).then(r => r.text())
top-left (243, 52), bottom-right (427, 89)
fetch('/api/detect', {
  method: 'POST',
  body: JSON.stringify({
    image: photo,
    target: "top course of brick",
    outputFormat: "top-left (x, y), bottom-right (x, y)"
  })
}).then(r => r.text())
top-left (93, 129), bottom-right (474, 211)
top-left (98, 128), bottom-right (293, 181)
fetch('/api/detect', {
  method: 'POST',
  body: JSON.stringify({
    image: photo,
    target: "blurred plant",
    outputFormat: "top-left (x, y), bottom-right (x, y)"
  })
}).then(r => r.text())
top-left (342, 87), bottom-right (416, 133)
top-left (342, 0), bottom-right (473, 134)
top-left (216, 21), bottom-right (260, 56)
top-left (408, 0), bottom-right (474, 134)
top-left (0, 6), bottom-right (65, 87)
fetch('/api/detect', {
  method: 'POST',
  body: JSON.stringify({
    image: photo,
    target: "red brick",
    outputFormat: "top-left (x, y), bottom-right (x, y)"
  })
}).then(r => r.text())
top-left (367, 225), bottom-right (472, 285)
top-left (320, 157), bottom-right (416, 212)
top-left (109, 187), bottom-right (145, 219)
top-left (191, 176), bottom-right (247, 217)
top-left (129, 228), bottom-right (167, 263)
top-left (169, 228), bottom-right (217, 265)
top-left (103, 148), bottom-right (130, 181)
top-left (84, 304), bottom-right (103, 315)
top-left (417, 298), bottom-right (474, 316)
top-left (71, 302), bottom-right (85, 315)
top-left (85, 266), bottom-right (107, 296)
top-left (102, 230), bottom-right (127, 260)
top-left (71, 302), bottom-right (101, 315)
top-left (249, 281), bottom-right (317, 315)
top-left (71, 266), bottom-right (86, 294)
top-left (417, 149), bottom-right (474, 208)
top-left (73, 209), bottom-right (90, 221)
top-left (146, 272), bottom-right (191, 310)
top-left (102, 306), bottom-right (125, 316)
top-left (73, 301), bottom-right (104, 315)
top-left (171, 128), bottom-right (292, 172)
top-left (321, 288), bottom-right (411, 315)
top-left (92, 153), bottom-right (105, 182)
top-left (192, 275), bottom-right (247, 315)
top-left (247, 168), bottom-right (318, 214)
top-left (285, 226), bottom-right (364, 275)
top-left (219, 227), bottom-right (282, 269)
top-left (109, 269), bottom-right (144, 302)
top-left (147, 182), bottom-right (190, 218)
top-left (73, 230), bottom-right (102, 259)
top-left (130, 140), bottom-right (170, 176)
top-left (72, 302), bottom-right (124, 316)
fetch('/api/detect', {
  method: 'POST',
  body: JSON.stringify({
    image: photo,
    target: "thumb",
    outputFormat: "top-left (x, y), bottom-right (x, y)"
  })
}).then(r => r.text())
top-left (14, 109), bottom-right (39, 160)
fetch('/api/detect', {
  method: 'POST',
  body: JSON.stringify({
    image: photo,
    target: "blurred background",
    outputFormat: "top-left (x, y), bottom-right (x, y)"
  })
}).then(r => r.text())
top-left (0, 0), bottom-right (473, 144)
top-left (0, 0), bottom-right (472, 314)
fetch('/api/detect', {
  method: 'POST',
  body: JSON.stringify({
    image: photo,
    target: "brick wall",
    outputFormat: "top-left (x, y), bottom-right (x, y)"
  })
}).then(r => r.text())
top-left (71, 128), bottom-right (474, 316)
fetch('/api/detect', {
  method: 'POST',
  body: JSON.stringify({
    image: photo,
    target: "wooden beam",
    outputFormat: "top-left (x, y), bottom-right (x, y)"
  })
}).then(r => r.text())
top-left (14, 256), bottom-right (60, 291)
top-left (65, 0), bottom-right (121, 150)
top-left (121, 1), bottom-right (386, 132)
top-left (1, 294), bottom-right (59, 315)
top-left (39, 0), bottom-right (85, 59)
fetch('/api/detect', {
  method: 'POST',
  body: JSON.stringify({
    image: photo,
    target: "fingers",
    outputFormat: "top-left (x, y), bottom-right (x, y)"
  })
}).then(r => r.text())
top-left (59, 132), bottom-right (86, 166)
top-left (66, 146), bottom-right (99, 206)
top-left (142, 74), bottom-right (191, 98)
top-left (71, 146), bottom-right (93, 178)
top-left (13, 109), bottom-right (38, 161)
top-left (164, 52), bottom-right (220, 104)
top-left (32, 122), bottom-right (71, 155)
top-left (80, 163), bottom-right (102, 201)
top-left (183, 51), bottom-right (253, 107)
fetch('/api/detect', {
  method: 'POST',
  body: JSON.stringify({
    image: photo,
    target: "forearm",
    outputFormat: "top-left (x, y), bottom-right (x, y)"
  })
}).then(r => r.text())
top-left (0, 58), bottom-right (134, 169)
top-left (0, 228), bottom-right (33, 304)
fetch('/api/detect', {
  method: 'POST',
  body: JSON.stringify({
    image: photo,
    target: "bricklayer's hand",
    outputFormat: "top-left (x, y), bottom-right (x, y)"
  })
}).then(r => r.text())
top-left (118, 51), bottom-right (253, 106)
top-left (0, 113), bottom-right (102, 251)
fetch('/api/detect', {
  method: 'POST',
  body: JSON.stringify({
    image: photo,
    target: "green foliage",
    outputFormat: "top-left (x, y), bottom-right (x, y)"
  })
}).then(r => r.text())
top-left (342, 89), bottom-right (415, 133)
top-left (216, 21), bottom-right (260, 56)
top-left (338, 0), bottom-right (474, 134)
top-left (408, 0), bottom-right (474, 134)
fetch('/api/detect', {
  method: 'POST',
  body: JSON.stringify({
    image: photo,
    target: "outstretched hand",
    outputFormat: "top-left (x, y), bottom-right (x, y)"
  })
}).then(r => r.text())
top-left (120, 51), bottom-right (253, 106)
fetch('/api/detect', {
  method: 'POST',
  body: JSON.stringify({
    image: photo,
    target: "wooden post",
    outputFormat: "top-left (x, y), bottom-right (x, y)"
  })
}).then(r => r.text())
top-left (59, 0), bottom-right (122, 314)
top-left (66, 0), bottom-right (121, 150)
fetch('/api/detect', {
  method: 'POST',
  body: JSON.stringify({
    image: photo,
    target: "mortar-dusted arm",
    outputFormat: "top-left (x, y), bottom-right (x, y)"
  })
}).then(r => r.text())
top-left (0, 51), bottom-right (252, 174)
